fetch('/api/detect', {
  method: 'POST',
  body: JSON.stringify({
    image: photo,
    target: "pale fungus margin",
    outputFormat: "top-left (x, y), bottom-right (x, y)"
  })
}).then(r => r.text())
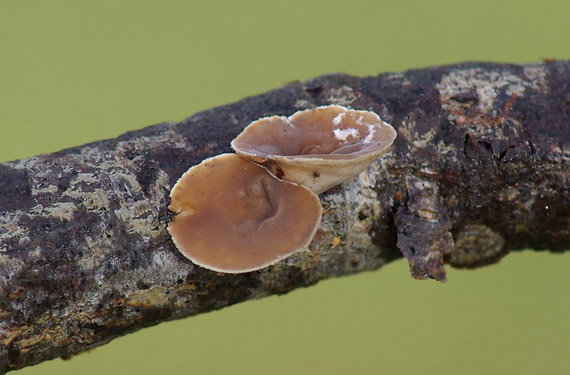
top-left (231, 105), bottom-right (397, 194)
top-left (168, 105), bottom-right (397, 273)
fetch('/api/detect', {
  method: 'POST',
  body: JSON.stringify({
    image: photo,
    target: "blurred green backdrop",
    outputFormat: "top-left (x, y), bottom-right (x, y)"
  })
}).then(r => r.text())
top-left (2, 1), bottom-right (569, 374)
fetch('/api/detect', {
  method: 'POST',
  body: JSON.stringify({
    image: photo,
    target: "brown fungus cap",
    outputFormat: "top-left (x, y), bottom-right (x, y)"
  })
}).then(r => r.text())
top-left (168, 153), bottom-right (322, 273)
top-left (231, 105), bottom-right (397, 194)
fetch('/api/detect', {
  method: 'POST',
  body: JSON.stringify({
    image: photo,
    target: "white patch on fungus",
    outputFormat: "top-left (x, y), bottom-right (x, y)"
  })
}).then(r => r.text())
top-left (362, 125), bottom-right (377, 144)
top-left (332, 112), bottom-right (346, 126)
top-left (333, 128), bottom-right (360, 141)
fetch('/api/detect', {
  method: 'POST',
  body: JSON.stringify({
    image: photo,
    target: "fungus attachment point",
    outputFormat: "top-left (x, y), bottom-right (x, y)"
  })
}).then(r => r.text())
top-left (231, 105), bottom-right (397, 194)
top-left (168, 154), bottom-right (322, 273)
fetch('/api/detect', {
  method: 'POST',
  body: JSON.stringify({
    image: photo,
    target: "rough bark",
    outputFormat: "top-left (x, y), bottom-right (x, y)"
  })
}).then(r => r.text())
top-left (1, 61), bottom-right (569, 373)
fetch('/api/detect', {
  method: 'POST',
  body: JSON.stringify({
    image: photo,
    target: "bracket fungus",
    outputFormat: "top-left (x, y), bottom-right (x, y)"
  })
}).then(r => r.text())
top-left (231, 105), bottom-right (397, 194)
top-left (168, 153), bottom-right (322, 273)
top-left (169, 105), bottom-right (396, 273)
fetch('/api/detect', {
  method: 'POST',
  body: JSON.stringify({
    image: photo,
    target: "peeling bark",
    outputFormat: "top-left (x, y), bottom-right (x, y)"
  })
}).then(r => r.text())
top-left (395, 176), bottom-right (453, 281)
top-left (1, 61), bottom-right (569, 373)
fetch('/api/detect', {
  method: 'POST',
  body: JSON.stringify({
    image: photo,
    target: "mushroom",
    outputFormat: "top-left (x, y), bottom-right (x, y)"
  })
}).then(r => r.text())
top-left (168, 153), bottom-right (322, 273)
top-left (231, 105), bottom-right (397, 194)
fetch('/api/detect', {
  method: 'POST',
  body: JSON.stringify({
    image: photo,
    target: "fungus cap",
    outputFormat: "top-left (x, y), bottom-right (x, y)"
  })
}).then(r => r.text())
top-left (231, 105), bottom-right (397, 194)
top-left (168, 153), bottom-right (322, 273)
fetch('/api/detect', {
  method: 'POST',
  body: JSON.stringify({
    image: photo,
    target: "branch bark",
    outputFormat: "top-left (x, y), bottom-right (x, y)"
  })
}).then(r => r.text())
top-left (1, 61), bottom-right (569, 373)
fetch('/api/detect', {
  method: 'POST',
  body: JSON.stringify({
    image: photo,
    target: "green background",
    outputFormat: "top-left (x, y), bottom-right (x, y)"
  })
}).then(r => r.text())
top-left (2, 1), bottom-right (569, 374)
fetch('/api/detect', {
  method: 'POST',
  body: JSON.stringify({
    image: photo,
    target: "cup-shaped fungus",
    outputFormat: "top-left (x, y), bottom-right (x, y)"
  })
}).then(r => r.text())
top-left (231, 105), bottom-right (397, 194)
top-left (168, 153), bottom-right (322, 273)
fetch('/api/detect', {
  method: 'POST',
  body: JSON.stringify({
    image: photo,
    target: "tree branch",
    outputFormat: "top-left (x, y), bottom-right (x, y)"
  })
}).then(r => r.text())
top-left (1, 61), bottom-right (569, 373)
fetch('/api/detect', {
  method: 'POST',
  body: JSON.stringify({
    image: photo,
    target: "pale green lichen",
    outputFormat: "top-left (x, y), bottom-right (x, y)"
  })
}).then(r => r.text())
top-left (326, 85), bottom-right (358, 106)
top-left (437, 66), bottom-right (547, 114)
top-left (449, 224), bottom-right (505, 266)
top-left (435, 66), bottom-right (547, 148)
top-left (0, 125), bottom-right (198, 319)
top-left (294, 99), bottom-right (314, 109)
